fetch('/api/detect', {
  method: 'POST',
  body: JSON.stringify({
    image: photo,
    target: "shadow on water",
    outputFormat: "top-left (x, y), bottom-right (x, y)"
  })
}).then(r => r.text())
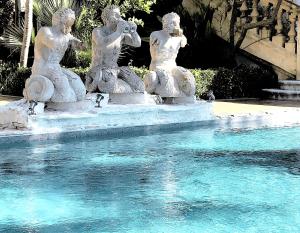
top-left (192, 149), bottom-right (300, 176)
top-left (0, 161), bottom-right (41, 176)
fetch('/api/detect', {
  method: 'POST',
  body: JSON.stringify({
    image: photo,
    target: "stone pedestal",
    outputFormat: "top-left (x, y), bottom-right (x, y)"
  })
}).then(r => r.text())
top-left (46, 100), bottom-right (96, 112)
top-left (109, 93), bottom-right (159, 105)
top-left (162, 96), bottom-right (196, 104)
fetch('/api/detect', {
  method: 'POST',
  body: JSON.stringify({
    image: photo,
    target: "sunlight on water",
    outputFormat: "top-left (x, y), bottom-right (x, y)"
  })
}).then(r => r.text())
top-left (1, 126), bottom-right (300, 232)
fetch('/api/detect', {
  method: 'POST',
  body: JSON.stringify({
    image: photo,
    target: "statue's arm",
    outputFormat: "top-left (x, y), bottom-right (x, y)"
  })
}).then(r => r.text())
top-left (180, 34), bottom-right (188, 48)
top-left (93, 27), bottom-right (123, 47)
top-left (38, 27), bottom-right (57, 48)
top-left (123, 22), bottom-right (141, 47)
top-left (149, 32), bottom-right (160, 47)
top-left (68, 34), bottom-right (85, 50)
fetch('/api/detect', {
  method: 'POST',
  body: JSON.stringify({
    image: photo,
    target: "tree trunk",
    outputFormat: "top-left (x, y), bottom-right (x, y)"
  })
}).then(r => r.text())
top-left (20, 0), bottom-right (33, 67)
top-left (15, 0), bottom-right (20, 26)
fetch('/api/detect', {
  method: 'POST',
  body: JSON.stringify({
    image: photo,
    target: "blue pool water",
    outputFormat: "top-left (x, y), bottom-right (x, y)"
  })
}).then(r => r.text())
top-left (1, 126), bottom-right (300, 232)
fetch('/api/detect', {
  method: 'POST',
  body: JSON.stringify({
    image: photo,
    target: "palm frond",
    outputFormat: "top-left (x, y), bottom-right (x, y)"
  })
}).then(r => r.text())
top-left (33, 0), bottom-right (77, 26)
top-left (0, 20), bottom-right (24, 52)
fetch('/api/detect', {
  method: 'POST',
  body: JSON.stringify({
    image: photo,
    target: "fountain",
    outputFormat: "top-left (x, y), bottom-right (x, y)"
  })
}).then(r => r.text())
top-left (0, 8), bottom-right (213, 139)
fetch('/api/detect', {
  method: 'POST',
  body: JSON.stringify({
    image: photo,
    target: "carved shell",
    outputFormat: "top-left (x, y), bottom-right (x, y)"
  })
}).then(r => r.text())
top-left (23, 75), bottom-right (54, 102)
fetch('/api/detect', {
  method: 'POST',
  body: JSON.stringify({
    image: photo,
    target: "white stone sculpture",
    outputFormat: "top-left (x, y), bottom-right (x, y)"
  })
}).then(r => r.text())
top-left (144, 12), bottom-right (196, 98)
top-left (23, 8), bottom-right (86, 103)
top-left (85, 5), bottom-right (145, 94)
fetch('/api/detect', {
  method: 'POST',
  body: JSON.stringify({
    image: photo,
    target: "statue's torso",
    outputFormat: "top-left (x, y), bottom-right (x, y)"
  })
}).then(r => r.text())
top-left (150, 31), bottom-right (182, 70)
top-left (91, 27), bottom-right (122, 69)
top-left (33, 27), bottom-right (69, 73)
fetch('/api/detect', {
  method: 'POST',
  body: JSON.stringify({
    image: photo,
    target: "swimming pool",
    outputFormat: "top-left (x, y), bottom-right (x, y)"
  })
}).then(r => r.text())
top-left (1, 126), bottom-right (300, 232)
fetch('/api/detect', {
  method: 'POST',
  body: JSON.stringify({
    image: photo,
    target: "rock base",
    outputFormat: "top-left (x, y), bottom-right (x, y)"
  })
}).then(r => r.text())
top-left (109, 93), bottom-right (159, 105)
top-left (0, 99), bottom-right (44, 129)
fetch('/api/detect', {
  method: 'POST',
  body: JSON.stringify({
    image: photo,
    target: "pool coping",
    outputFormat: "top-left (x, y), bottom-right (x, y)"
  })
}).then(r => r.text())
top-left (1, 108), bottom-right (300, 146)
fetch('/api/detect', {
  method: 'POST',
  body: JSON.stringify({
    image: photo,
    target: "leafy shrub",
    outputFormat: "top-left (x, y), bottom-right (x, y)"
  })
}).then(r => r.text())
top-left (130, 66), bottom-right (150, 80)
top-left (211, 68), bottom-right (235, 99)
top-left (233, 64), bottom-right (278, 98)
top-left (61, 49), bottom-right (92, 69)
top-left (0, 0), bottom-right (14, 35)
top-left (0, 61), bottom-right (278, 99)
top-left (191, 69), bottom-right (216, 99)
top-left (60, 47), bottom-right (77, 68)
top-left (0, 62), bottom-right (31, 96)
top-left (76, 50), bottom-right (92, 68)
top-left (70, 67), bottom-right (90, 82)
top-left (208, 65), bottom-right (278, 99)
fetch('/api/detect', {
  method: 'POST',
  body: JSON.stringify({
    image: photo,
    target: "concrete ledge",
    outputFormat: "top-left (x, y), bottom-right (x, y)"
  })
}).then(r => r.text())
top-left (0, 101), bottom-right (214, 145)
top-left (1, 107), bottom-right (300, 146)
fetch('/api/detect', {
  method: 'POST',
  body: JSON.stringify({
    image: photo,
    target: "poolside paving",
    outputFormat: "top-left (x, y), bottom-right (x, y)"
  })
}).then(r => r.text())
top-left (0, 95), bottom-right (22, 106)
top-left (2, 95), bottom-right (300, 117)
top-left (213, 99), bottom-right (300, 116)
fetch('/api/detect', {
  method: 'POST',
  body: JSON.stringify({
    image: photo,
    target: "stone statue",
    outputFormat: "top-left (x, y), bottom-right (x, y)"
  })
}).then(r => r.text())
top-left (85, 5), bottom-right (145, 94)
top-left (144, 12), bottom-right (196, 98)
top-left (23, 8), bottom-right (86, 103)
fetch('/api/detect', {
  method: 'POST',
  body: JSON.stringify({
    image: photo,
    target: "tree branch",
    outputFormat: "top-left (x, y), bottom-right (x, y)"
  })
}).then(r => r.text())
top-left (234, 0), bottom-right (283, 51)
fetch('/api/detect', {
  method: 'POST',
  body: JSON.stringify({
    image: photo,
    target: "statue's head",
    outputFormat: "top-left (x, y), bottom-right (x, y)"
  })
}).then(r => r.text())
top-left (162, 12), bottom-right (181, 36)
top-left (52, 8), bottom-right (75, 35)
top-left (101, 5), bottom-right (121, 27)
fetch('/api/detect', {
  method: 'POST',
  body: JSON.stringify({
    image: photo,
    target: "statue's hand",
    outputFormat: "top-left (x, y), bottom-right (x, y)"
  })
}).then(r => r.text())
top-left (180, 35), bottom-right (187, 47)
top-left (128, 21), bottom-right (137, 32)
top-left (69, 36), bottom-right (87, 50)
top-left (117, 20), bottom-right (130, 34)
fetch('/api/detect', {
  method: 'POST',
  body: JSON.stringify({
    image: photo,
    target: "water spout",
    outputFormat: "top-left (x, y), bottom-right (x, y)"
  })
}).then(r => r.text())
top-left (95, 93), bottom-right (104, 108)
top-left (28, 100), bottom-right (38, 115)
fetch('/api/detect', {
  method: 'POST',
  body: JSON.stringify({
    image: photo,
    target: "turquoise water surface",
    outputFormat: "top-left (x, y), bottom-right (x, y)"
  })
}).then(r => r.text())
top-left (1, 126), bottom-right (300, 232)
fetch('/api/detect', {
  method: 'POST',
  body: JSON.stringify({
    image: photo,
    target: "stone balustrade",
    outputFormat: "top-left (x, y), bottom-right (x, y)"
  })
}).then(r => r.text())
top-left (212, 0), bottom-right (300, 79)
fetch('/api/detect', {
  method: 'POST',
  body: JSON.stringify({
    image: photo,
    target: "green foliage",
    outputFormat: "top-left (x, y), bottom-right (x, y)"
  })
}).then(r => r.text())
top-left (69, 66), bottom-right (89, 82)
top-left (0, 61), bottom-right (277, 99)
top-left (61, 49), bottom-right (92, 68)
top-left (211, 65), bottom-right (278, 99)
top-left (130, 66), bottom-right (150, 80)
top-left (85, 0), bottom-right (156, 26)
top-left (0, 62), bottom-right (31, 96)
top-left (75, 5), bottom-right (101, 45)
top-left (212, 68), bottom-right (235, 99)
top-left (76, 50), bottom-right (92, 68)
top-left (191, 69), bottom-right (216, 99)
top-left (0, 0), bottom-right (14, 34)
top-left (232, 64), bottom-right (278, 98)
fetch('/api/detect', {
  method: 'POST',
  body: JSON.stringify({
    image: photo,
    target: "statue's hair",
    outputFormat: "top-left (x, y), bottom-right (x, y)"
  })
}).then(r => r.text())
top-left (52, 8), bottom-right (75, 27)
top-left (101, 5), bottom-right (120, 25)
top-left (162, 12), bottom-right (180, 27)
